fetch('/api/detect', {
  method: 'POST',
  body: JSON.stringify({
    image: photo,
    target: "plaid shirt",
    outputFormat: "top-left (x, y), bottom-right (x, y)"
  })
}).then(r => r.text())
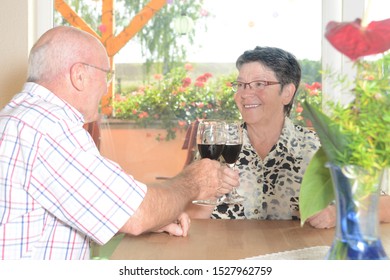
top-left (0, 83), bottom-right (147, 259)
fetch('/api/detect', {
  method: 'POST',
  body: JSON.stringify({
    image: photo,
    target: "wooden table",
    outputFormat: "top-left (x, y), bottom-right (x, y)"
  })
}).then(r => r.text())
top-left (109, 219), bottom-right (390, 260)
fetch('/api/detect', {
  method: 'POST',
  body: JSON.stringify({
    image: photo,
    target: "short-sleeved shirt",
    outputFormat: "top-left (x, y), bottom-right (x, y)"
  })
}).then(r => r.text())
top-left (0, 83), bottom-right (147, 259)
top-left (212, 118), bottom-right (320, 220)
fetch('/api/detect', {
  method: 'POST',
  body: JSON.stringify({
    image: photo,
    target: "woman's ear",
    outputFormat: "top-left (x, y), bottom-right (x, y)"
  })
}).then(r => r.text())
top-left (281, 83), bottom-right (296, 105)
top-left (70, 63), bottom-right (85, 91)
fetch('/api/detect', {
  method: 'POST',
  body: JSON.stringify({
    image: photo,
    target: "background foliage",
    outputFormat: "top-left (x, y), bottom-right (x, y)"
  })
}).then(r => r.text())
top-left (55, 0), bottom-right (208, 76)
top-left (113, 64), bottom-right (240, 140)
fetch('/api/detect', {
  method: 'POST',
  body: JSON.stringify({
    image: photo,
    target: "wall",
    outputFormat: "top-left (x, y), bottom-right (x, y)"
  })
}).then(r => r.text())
top-left (0, 1), bottom-right (29, 108)
top-left (0, 1), bottom-right (52, 109)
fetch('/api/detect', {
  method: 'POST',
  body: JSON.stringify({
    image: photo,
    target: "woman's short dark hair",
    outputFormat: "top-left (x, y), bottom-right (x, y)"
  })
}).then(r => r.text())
top-left (236, 46), bottom-right (301, 116)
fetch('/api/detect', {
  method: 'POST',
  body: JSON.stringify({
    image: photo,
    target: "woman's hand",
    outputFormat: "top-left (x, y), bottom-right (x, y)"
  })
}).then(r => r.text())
top-left (306, 204), bottom-right (336, 229)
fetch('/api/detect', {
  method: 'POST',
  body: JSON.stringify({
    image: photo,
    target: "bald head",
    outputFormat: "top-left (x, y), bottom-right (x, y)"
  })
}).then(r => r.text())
top-left (26, 26), bottom-right (111, 123)
top-left (27, 26), bottom-right (106, 84)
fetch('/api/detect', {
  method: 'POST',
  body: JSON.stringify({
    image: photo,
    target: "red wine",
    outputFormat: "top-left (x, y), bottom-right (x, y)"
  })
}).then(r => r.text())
top-left (222, 144), bottom-right (242, 164)
top-left (198, 144), bottom-right (225, 160)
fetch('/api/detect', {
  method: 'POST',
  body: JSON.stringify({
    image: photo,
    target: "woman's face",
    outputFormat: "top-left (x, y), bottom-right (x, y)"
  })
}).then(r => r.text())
top-left (234, 61), bottom-right (293, 126)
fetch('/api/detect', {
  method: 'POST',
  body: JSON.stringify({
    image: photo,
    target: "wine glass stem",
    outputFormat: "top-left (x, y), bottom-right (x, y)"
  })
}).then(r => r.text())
top-left (228, 163), bottom-right (238, 195)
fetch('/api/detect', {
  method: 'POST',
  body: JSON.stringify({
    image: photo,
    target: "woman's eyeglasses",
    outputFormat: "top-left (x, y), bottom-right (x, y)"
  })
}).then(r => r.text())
top-left (231, 80), bottom-right (280, 92)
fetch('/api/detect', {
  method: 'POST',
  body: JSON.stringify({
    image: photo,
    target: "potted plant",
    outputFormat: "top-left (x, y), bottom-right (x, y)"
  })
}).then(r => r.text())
top-left (291, 81), bottom-right (322, 127)
top-left (112, 64), bottom-right (240, 141)
top-left (299, 17), bottom-right (390, 259)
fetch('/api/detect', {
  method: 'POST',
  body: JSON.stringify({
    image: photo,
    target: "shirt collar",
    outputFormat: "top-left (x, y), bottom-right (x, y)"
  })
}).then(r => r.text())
top-left (23, 82), bottom-right (85, 124)
top-left (242, 117), bottom-right (306, 159)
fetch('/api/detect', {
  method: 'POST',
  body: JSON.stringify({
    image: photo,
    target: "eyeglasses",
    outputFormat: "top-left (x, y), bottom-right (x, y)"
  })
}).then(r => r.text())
top-left (231, 80), bottom-right (280, 92)
top-left (81, 62), bottom-right (115, 84)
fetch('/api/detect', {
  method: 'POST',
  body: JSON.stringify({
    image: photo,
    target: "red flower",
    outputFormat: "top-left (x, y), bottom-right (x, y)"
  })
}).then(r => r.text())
top-left (196, 75), bottom-right (207, 83)
top-left (153, 74), bottom-right (163, 80)
top-left (138, 111), bottom-right (149, 119)
top-left (178, 120), bottom-right (187, 127)
top-left (184, 63), bottom-right (193, 71)
top-left (305, 82), bottom-right (322, 91)
top-left (203, 72), bottom-right (213, 79)
top-left (182, 77), bottom-right (192, 88)
top-left (177, 86), bottom-right (186, 93)
top-left (325, 18), bottom-right (390, 60)
top-left (195, 81), bottom-right (205, 88)
top-left (296, 102), bottom-right (303, 113)
top-left (196, 102), bottom-right (204, 108)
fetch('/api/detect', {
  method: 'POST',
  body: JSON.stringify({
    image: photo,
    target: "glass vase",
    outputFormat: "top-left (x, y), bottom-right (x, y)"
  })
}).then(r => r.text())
top-left (325, 163), bottom-right (388, 260)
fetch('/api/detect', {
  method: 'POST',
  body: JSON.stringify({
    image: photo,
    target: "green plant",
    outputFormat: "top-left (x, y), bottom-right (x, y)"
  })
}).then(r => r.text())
top-left (54, 0), bottom-right (209, 75)
top-left (299, 18), bottom-right (390, 224)
top-left (291, 81), bottom-right (322, 127)
top-left (113, 64), bottom-right (240, 141)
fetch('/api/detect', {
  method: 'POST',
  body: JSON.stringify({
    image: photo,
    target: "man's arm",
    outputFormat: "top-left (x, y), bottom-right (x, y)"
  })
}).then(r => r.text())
top-left (119, 159), bottom-right (239, 235)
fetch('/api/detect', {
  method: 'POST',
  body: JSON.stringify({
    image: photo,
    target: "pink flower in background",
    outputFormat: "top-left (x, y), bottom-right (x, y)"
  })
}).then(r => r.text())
top-left (178, 120), bottom-right (187, 127)
top-left (182, 77), bottom-right (192, 87)
top-left (305, 82), bottom-right (322, 96)
top-left (177, 86), bottom-right (186, 93)
top-left (184, 63), bottom-right (193, 71)
top-left (153, 74), bottom-right (163, 80)
top-left (196, 102), bottom-right (204, 108)
top-left (194, 81), bottom-right (205, 88)
top-left (138, 111), bottom-right (149, 119)
top-left (196, 73), bottom-right (213, 84)
top-left (98, 24), bottom-right (106, 33)
top-left (200, 9), bottom-right (209, 17)
top-left (203, 72), bottom-right (213, 79)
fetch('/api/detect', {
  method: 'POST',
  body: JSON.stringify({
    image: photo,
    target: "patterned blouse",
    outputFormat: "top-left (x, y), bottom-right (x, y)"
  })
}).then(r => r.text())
top-left (212, 118), bottom-right (320, 220)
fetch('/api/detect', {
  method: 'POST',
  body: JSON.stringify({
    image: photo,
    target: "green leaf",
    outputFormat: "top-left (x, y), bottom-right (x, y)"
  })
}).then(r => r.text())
top-left (299, 147), bottom-right (335, 225)
top-left (302, 101), bottom-right (350, 164)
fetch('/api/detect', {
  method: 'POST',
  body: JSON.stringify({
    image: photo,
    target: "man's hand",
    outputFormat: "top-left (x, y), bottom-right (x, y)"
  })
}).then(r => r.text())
top-left (155, 212), bottom-right (191, 237)
top-left (184, 159), bottom-right (239, 200)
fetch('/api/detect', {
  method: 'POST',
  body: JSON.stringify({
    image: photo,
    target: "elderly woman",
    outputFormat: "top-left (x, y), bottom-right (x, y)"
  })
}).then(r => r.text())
top-left (187, 46), bottom-right (339, 228)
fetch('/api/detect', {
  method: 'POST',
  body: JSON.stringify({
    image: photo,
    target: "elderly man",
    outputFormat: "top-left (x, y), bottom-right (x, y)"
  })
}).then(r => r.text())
top-left (0, 26), bottom-right (239, 259)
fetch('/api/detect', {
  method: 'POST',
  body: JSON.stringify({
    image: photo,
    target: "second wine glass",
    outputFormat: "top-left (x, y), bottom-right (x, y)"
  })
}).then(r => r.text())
top-left (221, 121), bottom-right (245, 204)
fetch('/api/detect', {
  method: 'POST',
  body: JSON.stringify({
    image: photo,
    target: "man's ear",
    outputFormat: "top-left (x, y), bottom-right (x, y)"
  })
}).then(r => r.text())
top-left (281, 83), bottom-right (296, 105)
top-left (70, 63), bottom-right (86, 91)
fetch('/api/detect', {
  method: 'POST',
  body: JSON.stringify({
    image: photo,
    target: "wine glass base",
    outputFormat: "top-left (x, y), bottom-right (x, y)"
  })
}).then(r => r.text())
top-left (192, 196), bottom-right (228, 206)
top-left (192, 199), bottom-right (218, 206)
top-left (221, 195), bottom-right (246, 205)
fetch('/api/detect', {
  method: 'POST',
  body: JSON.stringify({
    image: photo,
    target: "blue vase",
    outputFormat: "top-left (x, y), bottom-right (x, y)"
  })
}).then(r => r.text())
top-left (325, 163), bottom-right (388, 260)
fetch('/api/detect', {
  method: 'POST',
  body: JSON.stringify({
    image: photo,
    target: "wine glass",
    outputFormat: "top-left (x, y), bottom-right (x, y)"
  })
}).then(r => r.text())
top-left (192, 119), bottom-right (226, 206)
top-left (220, 120), bottom-right (245, 204)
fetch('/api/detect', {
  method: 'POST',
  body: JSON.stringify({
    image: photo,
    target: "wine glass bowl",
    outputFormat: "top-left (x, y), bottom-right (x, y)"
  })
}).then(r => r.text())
top-left (196, 120), bottom-right (226, 160)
